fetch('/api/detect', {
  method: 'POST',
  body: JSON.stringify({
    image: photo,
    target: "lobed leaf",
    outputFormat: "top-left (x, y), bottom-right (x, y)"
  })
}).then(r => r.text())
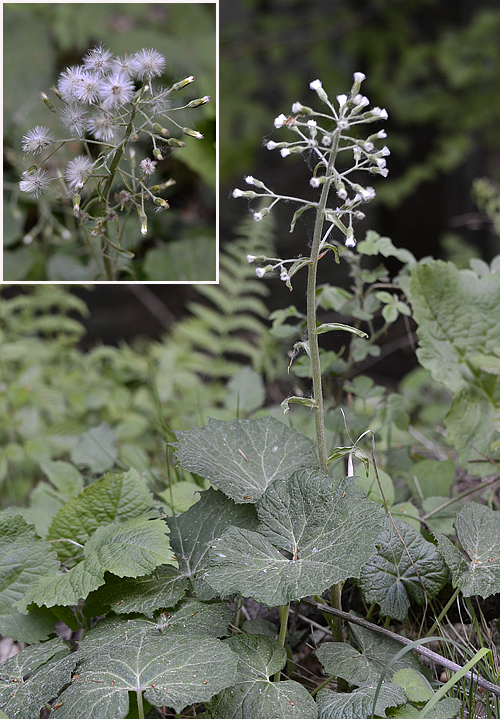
top-left (0, 513), bottom-right (60, 642)
top-left (316, 619), bottom-right (422, 688)
top-left (0, 638), bottom-right (76, 719)
top-left (206, 469), bottom-right (385, 606)
top-left (316, 682), bottom-right (406, 719)
top-left (47, 468), bottom-right (154, 563)
top-left (54, 619), bottom-right (237, 718)
top-left (358, 518), bottom-right (448, 620)
top-left (167, 488), bottom-right (259, 600)
top-left (435, 502), bottom-right (500, 597)
top-left (210, 634), bottom-right (318, 719)
top-left (172, 417), bottom-right (318, 503)
top-left (21, 516), bottom-right (175, 610)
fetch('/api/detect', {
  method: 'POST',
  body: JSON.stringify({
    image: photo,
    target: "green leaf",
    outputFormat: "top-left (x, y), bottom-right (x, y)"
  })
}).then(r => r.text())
top-left (409, 459), bottom-right (456, 500)
top-left (224, 366), bottom-right (266, 414)
top-left (290, 204), bottom-right (316, 233)
top-left (157, 481), bottom-right (202, 513)
top-left (316, 619), bottom-right (422, 688)
top-left (356, 465), bottom-right (395, 505)
top-left (435, 502), bottom-right (500, 597)
top-left (358, 230), bottom-right (416, 265)
top-left (143, 236), bottom-right (216, 282)
top-left (0, 638), bottom-right (76, 719)
top-left (358, 518), bottom-right (448, 620)
top-left (39, 460), bottom-right (84, 496)
top-left (172, 417), bottom-right (317, 503)
top-left (206, 469), bottom-right (385, 606)
top-left (54, 616), bottom-right (238, 717)
top-left (409, 260), bottom-right (500, 474)
top-left (392, 668), bottom-right (434, 702)
top-left (70, 421), bottom-right (118, 473)
top-left (167, 488), bottom-right (259, 600)
top-left (0, 513), bottom-right (60, 642)
top-left (22, 515), bottom-right (175, 610)
top-left (316, 682), bottom-right (406, 719)
top-left (47, 469), bottom-right (154, 563)
top-left (84, 565), bottom-right (188, 618)
top-left (210, 634), bottom-right (318, 719)
top-left (281, 396), bottom-right (317, 414)
top-left (315, 323), bottom-right (368, 338)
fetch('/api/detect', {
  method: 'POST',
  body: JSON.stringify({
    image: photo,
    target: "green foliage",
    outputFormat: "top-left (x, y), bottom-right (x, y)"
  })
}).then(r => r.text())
top-left (409, 258), bottom-right (500, 476)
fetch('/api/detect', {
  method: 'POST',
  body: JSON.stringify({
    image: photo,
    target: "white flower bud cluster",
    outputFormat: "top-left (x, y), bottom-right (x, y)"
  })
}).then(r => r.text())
top-left (232, 72), bottom-right (389, 263)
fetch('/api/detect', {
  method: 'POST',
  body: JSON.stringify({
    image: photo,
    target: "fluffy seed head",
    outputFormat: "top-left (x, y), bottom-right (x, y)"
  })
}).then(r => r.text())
top-left (130, 48), bottom-right (166, 80)
top-left (98, 72), bottom-right (135, 109)
top-left (19, 168), bottom-right (51, 198)
top-left (65, 155), bottom-right (94, 192)
top-left (22, 126), bottom-right (55, 155)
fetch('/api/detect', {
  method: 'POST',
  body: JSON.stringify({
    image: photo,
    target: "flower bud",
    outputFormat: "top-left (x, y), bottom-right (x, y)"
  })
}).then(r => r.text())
top-left (139, 213), bottom-right (147, 236)
top-left (167, 138), bottom-right (186, 148)
top-left (152, 123), bottom-right (170, 137)
top-left (309, 79), bottom-right (328, 104)
top-left (171, 75), bottom-right (195, 92)
top-left (153, 147), bottom-right (164, 160)
top-left (186, 95), bottom-right (212, 108)
top-left (183, 127), bottom-right (204, 139)
top-left (40, 92), bottom-right (58, 114)
top-left (73, 193), bottom-right (81, 217)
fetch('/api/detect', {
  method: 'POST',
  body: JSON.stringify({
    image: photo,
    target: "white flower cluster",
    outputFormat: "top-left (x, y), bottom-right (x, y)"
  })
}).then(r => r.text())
top-left (18, 44), bottom-right (209, 205)
top-left (233, 73), bottom-right (389, 276)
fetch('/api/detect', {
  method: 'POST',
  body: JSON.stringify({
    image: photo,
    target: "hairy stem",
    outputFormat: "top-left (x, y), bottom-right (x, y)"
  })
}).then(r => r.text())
top-left (307, 130), bottom-right (343, 639)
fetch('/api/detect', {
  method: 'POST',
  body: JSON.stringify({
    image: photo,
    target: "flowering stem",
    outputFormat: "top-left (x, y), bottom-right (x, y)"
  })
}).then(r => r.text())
top-left (307, 130), bottom-right (340, 474)
top-left (306, 129), bottom-right (344, 643)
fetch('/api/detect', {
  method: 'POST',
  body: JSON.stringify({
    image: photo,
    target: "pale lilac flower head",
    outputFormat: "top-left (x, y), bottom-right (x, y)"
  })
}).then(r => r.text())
top-left (22, 126), bottom-right (55, 155)
top-left (139, 158), bottom-right (157, 176)
top-left (73, 71), bottom-right (101, 104)
top-left (19, 168), bottom-right (51, 198)
top-left (130, 48), bottom-right (166, 80)
top-left (87, 114), bottom-right (119, 142)
top-left (60, 104), bottom-right (88, 138)
top-left (98, 73), bottom-right (135, 109)
top-left (83, 45), bottom-right (114, 75)
top-left (65, 155), bottom-right (94, 192)
top-left (57, 65), bottom-right (85, 101)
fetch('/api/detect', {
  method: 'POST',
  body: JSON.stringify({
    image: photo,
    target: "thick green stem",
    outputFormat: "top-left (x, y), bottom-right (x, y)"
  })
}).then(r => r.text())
top-left (306, 130), bottom-right (340, 471)
top-left (306, 131), bottom-right (343, 638)
top-left (135, 689), bottom-right (145, 719)
top-left (273, 604), bottom-right (290, 681)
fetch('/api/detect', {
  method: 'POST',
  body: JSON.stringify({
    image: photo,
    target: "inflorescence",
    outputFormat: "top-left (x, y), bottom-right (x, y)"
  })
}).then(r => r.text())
top-left (232, 73), bottom-right (389, 285)
top-left (19, 44), bottom-right (211, 239)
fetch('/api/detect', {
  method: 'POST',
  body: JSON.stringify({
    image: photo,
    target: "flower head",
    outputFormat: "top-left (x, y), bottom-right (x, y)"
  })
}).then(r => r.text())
top-left (60, 104), bottom-right (89, 138)
top-left (19, 168), bottom-right (51, 198)
top-left (98, 72), bottom-right (135, 109)
top-left (130, 48), bottom-right (166, 80)
top-left (57, 65), bottom-right (85, 101)
top-left (140, 158), bottom-right (157, 176)
top-left (73, 71), bottom-right (101, 104)
top-left (22, 126), bottom-right (55, 155)
top-left (87, 114), bottom-right (119, 142)
top-left (65, 156), bottom-right (94, 192)
top-left (83, 45), bottom-right (114, 75)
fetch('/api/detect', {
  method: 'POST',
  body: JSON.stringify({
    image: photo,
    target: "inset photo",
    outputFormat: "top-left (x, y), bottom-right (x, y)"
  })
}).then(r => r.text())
top-left (3, 3), bottom-right (216, 282)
